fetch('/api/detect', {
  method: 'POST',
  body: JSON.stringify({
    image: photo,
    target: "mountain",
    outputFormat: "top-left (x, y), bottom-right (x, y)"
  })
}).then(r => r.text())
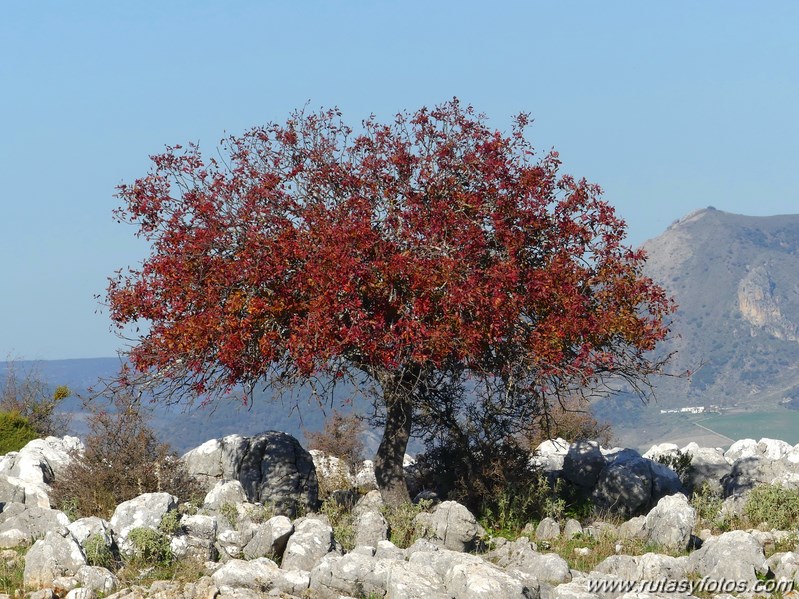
top-left (595, 207), bottom-right (799, 448)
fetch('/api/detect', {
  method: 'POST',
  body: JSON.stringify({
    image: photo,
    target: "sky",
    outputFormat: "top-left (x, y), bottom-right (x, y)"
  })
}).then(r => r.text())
top-left (1, 1), bottom-right (797, 361)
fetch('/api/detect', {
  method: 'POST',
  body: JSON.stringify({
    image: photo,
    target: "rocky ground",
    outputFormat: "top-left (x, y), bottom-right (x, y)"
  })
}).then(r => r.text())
top-left (2, 433), bottom-right (799, 598)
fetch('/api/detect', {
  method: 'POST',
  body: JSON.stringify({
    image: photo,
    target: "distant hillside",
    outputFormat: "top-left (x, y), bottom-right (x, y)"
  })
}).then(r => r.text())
top-left (0, 358), bottom-right (377, 454)
top-left (595, 208), bottom-right (799, 448)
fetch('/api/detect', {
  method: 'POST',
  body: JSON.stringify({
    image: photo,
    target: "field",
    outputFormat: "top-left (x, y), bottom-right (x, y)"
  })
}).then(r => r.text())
top-left (605, 401), bottom-right (799, 452)
top-left (694, 407), bottom-right (799, 447)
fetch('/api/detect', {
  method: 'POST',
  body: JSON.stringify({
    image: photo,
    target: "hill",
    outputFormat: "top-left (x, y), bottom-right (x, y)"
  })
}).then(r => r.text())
top-left (0, 358), bottom-right (377, 454)
top-left (595, 207), bottom-right (799, 448)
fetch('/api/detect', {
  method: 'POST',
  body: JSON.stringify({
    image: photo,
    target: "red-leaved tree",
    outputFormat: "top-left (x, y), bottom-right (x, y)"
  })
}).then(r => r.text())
top-left (108, 99), bottom-right (673, 505)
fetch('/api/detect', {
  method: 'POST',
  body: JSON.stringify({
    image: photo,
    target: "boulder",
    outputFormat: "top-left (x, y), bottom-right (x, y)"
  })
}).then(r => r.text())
top-left (563, 518), bottom-right (583, 539)
top-left (237, 431), bottom-right (318, 516)
top-left (0, 476), bottom-right (50, 509)
top-left (0, 504), bottom-right (71, 548)
top-left (67, 517), bottom-right (114, 548)
top-left (109, 492), bottom-right (178, 555)
top-left (243, 515), bottom-right (293, 560)
top-left (178, 513), bottom-right (219, 562)
top-left (0, 436), bottom-right (83, 488)
top-left (0, 437), bottom-right (83, 510)
top-left (682, 446), bottom-right (731, 493)
top-left (310, 450), bottom-right (356, 489)
top-left (281, 516), bottom-right (337, 571)
top-left (23, 529), bottom-right (86, 590)
top-left (722, 455), bottom-right (791, 496)
top-left (643, 493), bottom-right (696, 550)
top-left (181, 434), bottom-right (250, 488)
top-left (532, 438), bottom-right (569, 475)
top-left (758, 437), bottom-right (793, 460)
top-left (309, 552), bottom-right (393, 598)
top-left (355, 460), bottom-right (378, 490)
top-left (211, 557), bottom-right (279, 593)
top-left (487, 537), bottom-right (571, 584)
top-left (375, 539), bottom-right (406, 561)
top-left (591, 453), bottom-right (681, 516)
top-left (535, 517), bottom-right (561, 542)
top-left (724, 438), bottom-right (759, 462)
top-left (352, 489), bottom-right (384, 517)
top-left (594, 553), bottom-right (688, 581)
top-left (385, 560), bottom-right (450, 599)
top-left (203, 479), bottom-right (248, 510)
top-left (413, 500), bottom-right (484, 552)
top-left (444, 559), bottom-right (537, 599)
top-left (618, 516), bottom-right (646, 540)
top-left (642, 443), bottom-right (680, 460)
top-left (688, 530), bottom-right (767, 583)
top-left (75, 565), bottom-right (119, 595)
top-left (549, 580), bottom-right (601, 599)
top-left (563, 441), bottom-right (607, 488)
top-left (353, 508), bottom-right (389, 548)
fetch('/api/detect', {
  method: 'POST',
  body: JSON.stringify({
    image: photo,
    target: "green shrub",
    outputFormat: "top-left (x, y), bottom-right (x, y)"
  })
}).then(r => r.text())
top-left (690, 482), bottom-right (724, 530)
top-left (126, 527), bottom-right (174, 566)
top-left (0, 411), bottom-right (38, 454)
top-left (0, 545), bottom-right (26, 594)
top-left (381, 500), bottom-right (432, 549)
top-left (84, 533), bottom-right (115, 569)
top-left (745, 483), bottom-right (799, 530)
top-left (219, 502), bottom-right (239, 530)
top-left (654, 450), bottom-right (693, 484)
top-left (415, 435), bottom-right (544, 528)
top-left (0, 362), bottom-right (71, 437)
top-left (321, 498), bottom-right (356, 552)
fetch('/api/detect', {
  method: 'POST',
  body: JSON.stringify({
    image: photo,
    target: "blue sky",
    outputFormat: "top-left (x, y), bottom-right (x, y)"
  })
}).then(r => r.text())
top-left (2, 1), bottom-right (797, 360)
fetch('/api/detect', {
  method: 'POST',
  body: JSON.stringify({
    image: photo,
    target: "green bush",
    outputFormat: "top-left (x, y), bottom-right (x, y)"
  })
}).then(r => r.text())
top-left (0, 411), bottom-right (38, 454)
top-left (654, 450), bottom-right (693, 485)
top-left (0, 545), bottom-right (25, 594)
top-left (744, 483), bottom-right (799, 530)
top-left (690, 482), bottom-right (724, 529)
top-left (126, 527), bottom-right (174, 566)
top-left (381, 500), bottom-right (432, 548)
top-left (321, 498), bottom-right (356, 552)
top-left (84, 533), bottom-right (115, 569)
top-left (0, 362), bottom-right (71, 437)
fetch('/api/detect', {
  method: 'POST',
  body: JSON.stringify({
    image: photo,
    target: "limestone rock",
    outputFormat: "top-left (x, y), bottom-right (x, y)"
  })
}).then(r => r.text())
top-left (23, 529), bottom-right (86, 590)
top-left (563, 441), bottom-right (607, 488)
top-left (237, 431), bottom-right (318, 516)
top-left (413, 500), bottom-right (484, 552)
top-left (243, 515), bottom-right (293, 560)
top-left (643, 493), bottom-right (696, 550)
top-left (281, 516), bottom-right (336, 571)
top-left (109, 492), bottom-right (178, 555)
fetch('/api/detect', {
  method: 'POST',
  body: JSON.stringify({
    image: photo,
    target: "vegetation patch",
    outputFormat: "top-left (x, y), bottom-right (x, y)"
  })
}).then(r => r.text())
top-left (744, 483), bottom-right (799, 530)
top-left (0, 411), bottom-right (39, 455)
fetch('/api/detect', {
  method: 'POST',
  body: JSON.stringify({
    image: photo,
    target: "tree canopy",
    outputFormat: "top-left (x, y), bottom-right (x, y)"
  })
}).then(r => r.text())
top-left (109, 99), bottom-right (672, 504)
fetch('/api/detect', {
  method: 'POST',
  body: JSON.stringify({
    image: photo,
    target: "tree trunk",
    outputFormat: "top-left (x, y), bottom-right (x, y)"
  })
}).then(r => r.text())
top-left (373, 376), bottom-right (414, 506)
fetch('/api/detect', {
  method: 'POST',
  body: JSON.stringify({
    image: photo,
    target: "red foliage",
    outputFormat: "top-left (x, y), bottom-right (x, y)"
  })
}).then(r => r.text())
top-left (108, 99), bottom-right (673, 501)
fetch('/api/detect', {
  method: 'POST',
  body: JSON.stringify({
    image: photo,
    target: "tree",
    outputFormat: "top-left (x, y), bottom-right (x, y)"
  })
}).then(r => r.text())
top-left (108, 99), bottom-right (673, 505)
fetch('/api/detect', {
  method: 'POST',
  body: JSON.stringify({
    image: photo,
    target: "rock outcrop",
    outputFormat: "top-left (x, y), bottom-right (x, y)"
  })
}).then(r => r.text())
top-left (8, 432), bottom-right (799, 597)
